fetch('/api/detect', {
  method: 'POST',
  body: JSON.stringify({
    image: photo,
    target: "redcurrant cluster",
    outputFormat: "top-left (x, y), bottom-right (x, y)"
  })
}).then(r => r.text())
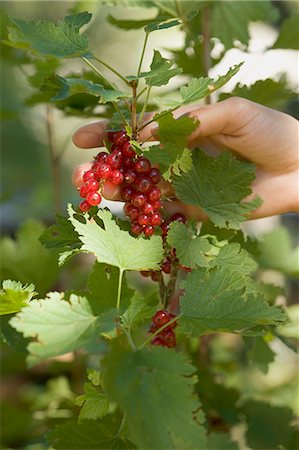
top-left (149, 310), bottom-right (177, 348)
top-left (78, 129), bottom-right (164, 237)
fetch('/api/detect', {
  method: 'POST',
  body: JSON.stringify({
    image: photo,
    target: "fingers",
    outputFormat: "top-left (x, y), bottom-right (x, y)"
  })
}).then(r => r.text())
top-left (72, 121), bottom-right (108, 149)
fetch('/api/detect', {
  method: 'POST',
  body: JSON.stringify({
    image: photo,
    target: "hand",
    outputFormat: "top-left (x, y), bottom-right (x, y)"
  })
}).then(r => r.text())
top-left (72, 97), bottom-right (299, 220)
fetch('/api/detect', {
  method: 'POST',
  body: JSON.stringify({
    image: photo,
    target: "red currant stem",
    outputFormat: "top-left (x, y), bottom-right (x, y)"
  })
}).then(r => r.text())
top-left (45, 104), bottom-right (62, 214)
top-left (112, 101), bottom-right (131, 129)
top-left (138, 313), bottom-right (183, 350)
top-left (165, 263), bottom-right (179, 307)
top-left (116, 268), bottom-right (124, 310)
top-left (137, 86), bottom-right (151, 128)
top-left (82, 57), bottom-right (115, 89)
top-left (131, 80), bottom-right (138, 139)
top-left (157, 271), bottom-right (166, 308)
top-left (136, 86), bottom-right (147, 101)
top-left (137, 31), bottom-right (149, 78)
top-left (93, 56), bottom-right (131, 87)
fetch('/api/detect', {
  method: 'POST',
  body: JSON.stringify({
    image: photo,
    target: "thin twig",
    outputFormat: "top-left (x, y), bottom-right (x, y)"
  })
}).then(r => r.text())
top-left (94, 56), bottom-right (130, 86)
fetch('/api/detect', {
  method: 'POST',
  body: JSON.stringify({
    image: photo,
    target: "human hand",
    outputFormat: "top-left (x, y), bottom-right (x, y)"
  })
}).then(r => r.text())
top-left (72, 97), bottom-right (299, 220)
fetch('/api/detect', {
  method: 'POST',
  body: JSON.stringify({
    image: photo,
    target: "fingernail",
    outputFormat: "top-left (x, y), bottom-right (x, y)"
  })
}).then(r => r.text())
top-left (150, 123), bottom-right (159, 137)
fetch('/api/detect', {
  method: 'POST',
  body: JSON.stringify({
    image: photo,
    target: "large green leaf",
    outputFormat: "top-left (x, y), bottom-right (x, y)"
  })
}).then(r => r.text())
top-left (103, 345), bottom-right (206, 449)
top-left (6, 12), bottom-right (92, 58)
top-left (68, 206), bottom-right (163, 271)
top-left (273, 14), bottom-right (299, 49)
top-left (10, 293), bottom-right (112, 366)
top-left (209, 242), bottom-right (258, 275)
top-left (180, 268), bottom-right (286, 336)
top-left (140, 50), bottom-right (182, 87)
top-left (0, 280), bottom-right (35, 316)
top-left (173, 150), bottom-right (261, 229)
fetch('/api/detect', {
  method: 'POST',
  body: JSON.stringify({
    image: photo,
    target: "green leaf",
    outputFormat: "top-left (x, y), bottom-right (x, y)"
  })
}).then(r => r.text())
top-left (163, 148), bottom-right (193, 180)
top-left (9, 293), bottom-right (112, 366)
top-left (206, 433), bottom-right (239, 450)
top-left (258, 226), bottom-right (299, 277)
top-left (0, 280), bottom-right (36, 316)
top-left (245, 336), bottom-right (275, 374)
top-left (241, 400), bottom-right (296, 450)
top-left (211, 1), bottom-right (279, 50)
top-left (75, 383), bottom-right (109, 421)
top-left (219, 78), bottom-right (297, 110)
top-left (68, 206), bottom-right (163, 271)
top-left (145, 18), bottom-right (182, 33)
top-left (103, 345), bottom-right (206, 449)
top-left (173, 150), bottom-right (261, 229)
top-left (107, 14), bottom-right (158, 30)
top-left (139, 50), bottom-right (182, 87)
top-left (121, 292), bottom-right (159, 329)
top-left (0, 219), bottom-right (59, 295)
top-left (40, 215), bottom-right (81, 251)
top-left (49, 415), bottom-right (136, 449)
top-left (209, 243), bottom-right (257, 275)
top-left (6, 12), bottom-right (92, 58)
top-left (167, 222), bottom-right (211, 268)
top-left (211, 62), bottom-right (244, 91)
top-left (273, 14), bottom-right (299, 49)
top-left (87, 262), bottom-right (134, 315)
top-left (180, 268), bottom-right (286, 336)
top-left (180, 76), bottom-right (212, 104)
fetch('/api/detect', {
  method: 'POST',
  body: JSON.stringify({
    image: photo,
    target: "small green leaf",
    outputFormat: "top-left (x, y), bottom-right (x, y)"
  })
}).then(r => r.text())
top-left (10, 293), bottom-right (113, 366)
top-left (167, 222), bottom-right (211, 268)
top-left (145, 18), bottom-right (182, 33)
top-left (273, 14), bottom-right (299, 49)
top-left (103, 345), bottom-right (206, 449)
top-left (139, 50), bottom-right (182, 87)
top-left (180, 268), bottom-right (286, 336)
top-left (6, 12), bottom-right (92, 58)
top-left (68, 206), bottom-right (163, 272)
top-left (173, 150), bottom-right (261, 229)
top-left (180, 76), bottom-right (212, 104)
top-left (75, 383), bottom-right (109, 421)
top-left (0, 280), bottom-right (36, 316)
top-left (211, 62), bottom-right (244, 91)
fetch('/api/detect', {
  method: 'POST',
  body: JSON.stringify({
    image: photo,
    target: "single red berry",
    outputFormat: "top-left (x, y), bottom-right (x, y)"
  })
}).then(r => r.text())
top-left (151, 271), bottom-right (159, 282)
top-left (134, 157), bottom-right (151, 174)
top-left (95, 152), bottom-right (108, 163)
top-left (151, 336), bottom-right (165, 346)
top-left (86, 179), bottom-right (99, 193)
top-left (151, 212), bottom-right (162, 227)
top-left (96, 163), bottom-right (112, 180)
top-left (82, 170), bottom-right (95, 183)
top-left (170, 212), bottom-right (186, 223)
top-left (121, 141), bottom-right (135, 157)
top-left (161, 258), bottom-right (171, 274)
top-left (131, 223), bottom-right (143, 236)
top-left (107, 130), bottom-right (126, 143)
top-left (123, 157), bottom-right (134, 168)
top-left (143, 202), bottom-right (154, 215)
top-left (107, 150), bottom-right (122, 169)
top-left (124, 169), bottom-right (137, 184)
top-left (86, 192), bottom-right (102, 206)
top-left (148, 187), bottom-right (161, 202)
top-left (161, 222), bottom-right (170, 236)
top-left (144, 225), bottom-right (154, 237)
top-left (79, 184), bottom-right (89, 198)
top-left (79, 200), bottom-right (91, 212)
top-left (152, 310), bottom-right (170, 326)
top-left (121, 186), bottom-right (135, 202)
top-left (149, 168), bottom-right (161, 184)
top-left (131, 193), bottom-right (147, 208)
top-left (135, 176), bottom-right (152, 193)
top-left (160, 329), bottom-right (176, 348)
top-left (137, 214), bottom-right (150, 226)
top-left (110, 170), bottom-right (124, 185)
top-left (152, 200), bottom-right (162, 210)
top-left (124, 204), bottom-right (140, 220)
top-left (140, 270), bottom-right (151, 278)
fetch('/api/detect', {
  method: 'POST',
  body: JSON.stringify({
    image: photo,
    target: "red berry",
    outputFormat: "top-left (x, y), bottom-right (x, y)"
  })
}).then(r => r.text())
top-left (151, 271), bottom-right (159, 282)
top-left (149, 322), bottom-right (158, 333)
top-left (110, 170), bottom-right (124, 185)
top-left (124, 169), bottom-right (137, 184)
top-left (143, 202), bottom-right (154, 215)
top-left (152, 310), bottom-right (169, 326)
top-left (79, 200), bottom-right (91, 212)
top-left (161, 258), bottom-right (171, 274)
top-left (151, 212), bottom-right (162, 227)
top-left (160, 329), bottom-right (176, 347)
top-left (138, 214), bottom-right (150, 226)
top-left (170, 213), bottom-right (186, 223)
top-left (96, 163), bottom-right (112, 179)
top-left (107, 150), bottom-right (122, 169)
top-left (161, 222), bottom-right (170, 236)
top-left (86, 192), bottom-right (102, 206)
top-left (79, 184), bottom-right (89, 198)
top-left (166, 313), bottom-right (177, 330)
top-left (135, 157), bottom-right (151, 174)
top-left (121, 141), bottom-right (135, 157)
top-left (149, 168), bottom-right (161, 184)
top-left (140, 270), bottom-right (151, 278)
top-left (144, 225), bottom-right (154, 237)
top-left (152, 200), bottom-right (162, 210)
top-left (86, 179), bottom-right (99, 193)
top-left (131, 223), bottom-right (143, 236)
top-left (121, 186), bottom-right (135, 201)
top-left (123, 157), bottom-right (134, 168)
top-left (131, 193), bottom-right (147, 208)
top-left (148, 187), bottom-right (161, 202)
top-left (107, 130), bottom-right (126, 143)
top-left (135, 176), bottom-right (152, 193)
top-left (124, 204), bottom-right (140, 220)
top-left (95, 152), bottom-right (108, 163)
top-left (82, 170), bottom-right (95, 183)
top-left (151, 336), bottom-right (164, 346)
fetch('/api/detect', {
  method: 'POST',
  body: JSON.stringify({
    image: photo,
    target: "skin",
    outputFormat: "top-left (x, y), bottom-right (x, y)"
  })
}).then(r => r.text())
top-left (72, 97), bottom-right (299, 221)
